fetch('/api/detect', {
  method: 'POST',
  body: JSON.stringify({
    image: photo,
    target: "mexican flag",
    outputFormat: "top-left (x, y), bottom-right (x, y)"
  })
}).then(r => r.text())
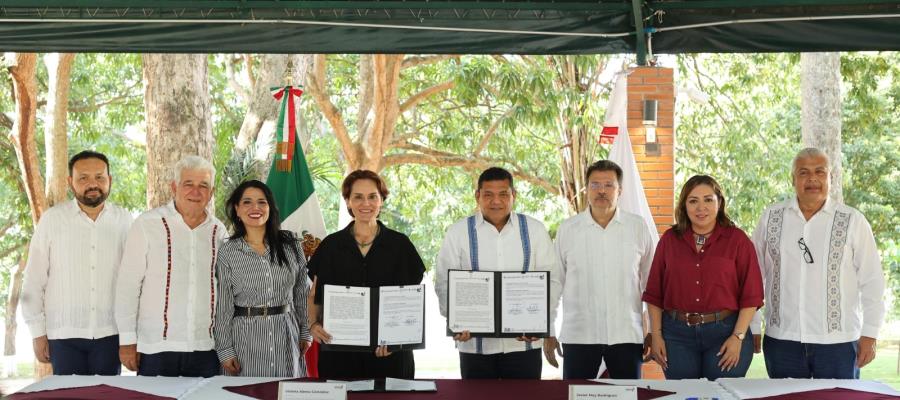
top-left (266, 85), bottom-right (327, 377)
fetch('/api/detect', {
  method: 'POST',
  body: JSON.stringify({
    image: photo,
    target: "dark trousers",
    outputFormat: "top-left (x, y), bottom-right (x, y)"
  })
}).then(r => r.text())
top-left (661, 313), bottom-right (753, 380)
top-left (318, 350), bottom-right (415, 380)
top-left (137, 350), bottom-right (219, 378)
top-left (459, 349), bottom-right (542, 379)
top-left (763, 335), bottom-right (859, 379)
top-left (47, 334), bottom-right (120, 375)
top-left (561, 343), bottom-right (643, 379)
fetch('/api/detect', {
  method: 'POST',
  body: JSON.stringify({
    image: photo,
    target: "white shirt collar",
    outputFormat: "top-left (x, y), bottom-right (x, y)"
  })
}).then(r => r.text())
top-left (789, 195), bottom-right (836, 216)
top-left (475, 210), bottom-right (519, 232)
top-left (581, 207), bottom-right (622, 228)
top-left (165, 200), bottom-right (213, 227)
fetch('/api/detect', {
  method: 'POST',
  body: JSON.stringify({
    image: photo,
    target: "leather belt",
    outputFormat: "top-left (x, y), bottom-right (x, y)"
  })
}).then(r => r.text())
top-left (667, 309), bottom-right (734, 326)
top-left (235, 305), bottom-right (289, 317)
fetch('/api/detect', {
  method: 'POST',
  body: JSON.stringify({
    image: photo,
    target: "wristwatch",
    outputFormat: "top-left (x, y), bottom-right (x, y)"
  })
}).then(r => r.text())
top-left (733, 332), bottom-right (746, 341)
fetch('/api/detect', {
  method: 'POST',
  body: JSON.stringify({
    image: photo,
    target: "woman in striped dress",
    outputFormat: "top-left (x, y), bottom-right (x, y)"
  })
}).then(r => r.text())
top-left (214, 180), bottom-right (312, 377)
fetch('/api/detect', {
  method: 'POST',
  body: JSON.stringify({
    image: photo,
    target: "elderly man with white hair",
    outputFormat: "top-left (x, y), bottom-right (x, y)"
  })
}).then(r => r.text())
top-left (115, 155), bottom-right (227, 377)
top-left (750, 147), bottom-right (885, 379)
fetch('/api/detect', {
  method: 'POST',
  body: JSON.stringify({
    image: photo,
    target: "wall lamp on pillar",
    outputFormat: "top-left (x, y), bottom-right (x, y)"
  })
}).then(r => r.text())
top-left (643, 99), bottom-right (661, 156)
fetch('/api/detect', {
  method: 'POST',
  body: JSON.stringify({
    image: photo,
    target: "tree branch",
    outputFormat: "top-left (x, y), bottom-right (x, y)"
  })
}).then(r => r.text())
top-left (0, 112), bottom-right (12, 130)
top-left (224, 56), bottom-right (251, 105)
top-left (383, 147), bottom-right (559, 195)
top-left (306, 54), bottom-right (358, 167)
top-left (473, 107), bottom-right (513, 157)
top-left (69, 93), bottom-right (136, 113)
top-left (399, 80), bottom-right (455, 114)
top-left (401, 55), bottom-right (458, 70)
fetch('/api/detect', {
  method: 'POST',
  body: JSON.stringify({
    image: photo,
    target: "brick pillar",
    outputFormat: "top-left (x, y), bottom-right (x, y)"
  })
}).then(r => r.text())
top-left (627, 67), bottom-right (675, 236)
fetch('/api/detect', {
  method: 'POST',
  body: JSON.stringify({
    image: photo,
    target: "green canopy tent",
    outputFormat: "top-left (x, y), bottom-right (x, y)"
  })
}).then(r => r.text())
top-left (1, 1), bottom-right (899, 58)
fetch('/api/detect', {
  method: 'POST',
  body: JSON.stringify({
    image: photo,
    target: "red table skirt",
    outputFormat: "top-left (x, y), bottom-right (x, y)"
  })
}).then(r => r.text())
top-left (7, 384), bottom-right (176, 400)
top-left (224, 378), bottom-right (674, 400)
top-left (747, 387), bottom-right (900, 400)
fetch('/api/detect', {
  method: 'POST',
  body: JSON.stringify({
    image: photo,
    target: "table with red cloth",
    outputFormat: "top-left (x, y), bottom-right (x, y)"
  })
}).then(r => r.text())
top-left (8, 375), bottom-right (202, 400)
top-left (186, 377), bottom-right (718, 400)
top-left (717, 378), bottom-right (900, 399)
top-left (11, 376), bottom-right (900, 399)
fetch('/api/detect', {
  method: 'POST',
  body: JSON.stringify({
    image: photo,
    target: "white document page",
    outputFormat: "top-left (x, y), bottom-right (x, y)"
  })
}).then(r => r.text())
top-left (377, 285), bottom-right (425, 345)
top-left (500, 271), bottom-right (549, 334)
top-left (384, 377), bottom-right (437, 392)
top-left (447, 270), bottom-right (495, 333)
top-left (323, 285), bottom-right (371, 346)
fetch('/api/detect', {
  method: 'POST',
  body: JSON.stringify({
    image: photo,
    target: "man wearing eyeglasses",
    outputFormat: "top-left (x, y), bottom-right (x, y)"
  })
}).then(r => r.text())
top-left (750, 147), bottom-right (885, 379)
top-left (544, 160), bottom-right (657, 379)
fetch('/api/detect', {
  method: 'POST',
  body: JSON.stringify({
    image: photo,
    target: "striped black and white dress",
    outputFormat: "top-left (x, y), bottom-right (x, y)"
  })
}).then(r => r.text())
top-left (213, 232), bottom-right (311, 377)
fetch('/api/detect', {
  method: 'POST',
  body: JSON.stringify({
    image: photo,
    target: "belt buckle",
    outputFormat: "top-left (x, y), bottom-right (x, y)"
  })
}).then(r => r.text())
top-left (685, 312), bottom-right (703, 326)
top-left (262, 307), bottom-right (269, 317)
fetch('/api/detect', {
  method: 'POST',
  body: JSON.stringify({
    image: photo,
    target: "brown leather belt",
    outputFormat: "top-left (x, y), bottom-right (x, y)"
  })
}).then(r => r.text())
top-left (235, 305), bottom-right (289, 317)
top-left (667, 309), bottom-right (734, 326)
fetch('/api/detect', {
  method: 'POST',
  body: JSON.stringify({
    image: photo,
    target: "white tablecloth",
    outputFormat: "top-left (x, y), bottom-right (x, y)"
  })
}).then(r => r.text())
top-left (717, 378), bottom-right (900, 399)
top-left (15, 375), bottom-right (202, 398)
top-left (594, 378), bottom-right (737, 400)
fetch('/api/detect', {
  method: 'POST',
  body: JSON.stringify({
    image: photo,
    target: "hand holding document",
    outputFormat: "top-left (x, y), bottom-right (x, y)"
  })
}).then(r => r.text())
top-left (322, 284), bottom-right (426, 350)
top-left (323, 285), bottom-right (371, 346)
top-left (447, 270), bottom-right (550, 337)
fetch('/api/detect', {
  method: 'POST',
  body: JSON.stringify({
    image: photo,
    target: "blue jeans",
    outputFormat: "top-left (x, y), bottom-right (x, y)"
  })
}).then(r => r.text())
top-left (762, 335), bottom-right (859, 379)
top-left (47, 335), bottom-right (120, 375)
top-left (562, 343), bottom-right (643, 379)
top-left (661, 313), bottom-right (752, 380)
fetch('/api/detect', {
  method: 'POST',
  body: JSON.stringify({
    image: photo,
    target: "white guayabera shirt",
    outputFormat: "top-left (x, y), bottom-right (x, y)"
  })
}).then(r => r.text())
top-left (115, 201), bottom-right (227, 354)
top-left (750, 197), bottom-right (885, 344)
top-left (22, 199), bottom-right (133, 340)
top-left (555, 209), bottom-right (656, 345)
top-left (435, 211), bottom-right (562, 355)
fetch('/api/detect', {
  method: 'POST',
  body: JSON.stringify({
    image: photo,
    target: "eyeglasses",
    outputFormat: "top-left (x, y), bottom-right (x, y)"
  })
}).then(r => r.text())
top-left (797, 238), bottom-right (814, 264)
top-left (588, 182), bottom-right (617, 191)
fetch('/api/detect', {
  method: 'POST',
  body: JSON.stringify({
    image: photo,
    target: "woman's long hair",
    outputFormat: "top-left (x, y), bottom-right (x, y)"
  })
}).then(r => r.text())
top-left (226, 180), bottom-right (297, 267)
top-left (672, 174), bottom-right (735, 234)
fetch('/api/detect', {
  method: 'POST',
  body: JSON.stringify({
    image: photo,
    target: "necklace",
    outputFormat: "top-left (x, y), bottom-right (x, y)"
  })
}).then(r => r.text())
top-left (695, 235), bottom-right (707, 247)
top-left (354, 224), bottom-right (380, 248)
top-left (694, 227), bottom-right (714, 247)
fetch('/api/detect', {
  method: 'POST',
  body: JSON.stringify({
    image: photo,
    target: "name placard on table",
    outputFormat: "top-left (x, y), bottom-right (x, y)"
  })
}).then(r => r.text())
top-left (568, 385), bottom-right (637, 400)
top-left (278, 382), bottom-right (347, 400)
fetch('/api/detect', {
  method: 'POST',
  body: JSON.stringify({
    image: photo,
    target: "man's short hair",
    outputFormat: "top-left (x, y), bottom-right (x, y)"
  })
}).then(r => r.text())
top-left (173, 155), bottom-right (216, 184)
top-left (585, 160), bottom-right (623, 185)
top-left (68, 150), bottom-right (110, 176)
top-left (792, 147), bottom-right (831, 177)
top-left (477, 167), bottom-right (514, 191)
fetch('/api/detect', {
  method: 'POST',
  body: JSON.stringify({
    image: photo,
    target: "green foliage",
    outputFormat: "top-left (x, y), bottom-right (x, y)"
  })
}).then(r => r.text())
top-left (676, 53), bottom-right (800, 232)
top-left (677, 52), bottom-right (900, 318)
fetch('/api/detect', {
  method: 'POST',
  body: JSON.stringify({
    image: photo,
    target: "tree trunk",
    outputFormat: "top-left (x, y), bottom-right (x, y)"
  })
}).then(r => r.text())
top-left (234, 54), bottom-right (289, 153)
top-left (306, 54), bottom-right (557, 196)
top-left (142, 54), bottom-right (214, 208)
top-left (801, 52), bottom-right (843, 202)
top-left (250, 54), bottom-right (313, 183)
top-left (8, 53), bottom-right (47, 225)
top-left (4, 258), bottom-right (25, 356)
top-left (43, 53), bottom-right (76, 207)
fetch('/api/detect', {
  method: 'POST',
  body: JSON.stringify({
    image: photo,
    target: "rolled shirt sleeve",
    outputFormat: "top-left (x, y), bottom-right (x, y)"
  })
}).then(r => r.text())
top-left (115, 221), bottom-right (149, 346)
